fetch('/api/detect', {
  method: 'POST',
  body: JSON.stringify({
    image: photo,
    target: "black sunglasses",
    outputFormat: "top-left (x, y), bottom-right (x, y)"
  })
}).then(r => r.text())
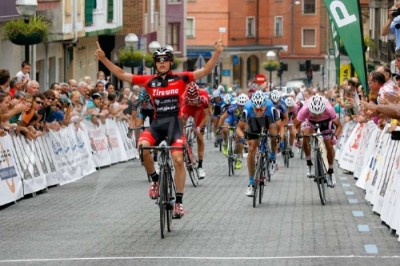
top-left (155, 57), bottom-right (170, 63)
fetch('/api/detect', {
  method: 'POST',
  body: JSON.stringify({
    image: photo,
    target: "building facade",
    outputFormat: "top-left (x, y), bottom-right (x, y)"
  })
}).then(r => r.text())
top-left (187, 0), bottom-right (330, 90)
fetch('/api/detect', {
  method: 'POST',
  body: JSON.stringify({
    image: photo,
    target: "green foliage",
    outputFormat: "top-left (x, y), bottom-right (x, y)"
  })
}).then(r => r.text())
top-left (3, 16), bottom-right (49, 45)
top-left (263, 60), bottom-right (279, 71)
top-left (118, 48), bottom-right (144, 67)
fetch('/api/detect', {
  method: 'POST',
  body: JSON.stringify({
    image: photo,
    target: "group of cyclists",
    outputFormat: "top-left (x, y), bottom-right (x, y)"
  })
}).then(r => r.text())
top-left (95, 39), bottom-right (342, 220)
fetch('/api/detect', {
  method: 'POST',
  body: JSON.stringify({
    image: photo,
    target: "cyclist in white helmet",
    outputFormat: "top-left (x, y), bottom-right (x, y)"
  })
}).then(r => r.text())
top-left (270, 90), bottom-right (289, 172)
top-left (293, 94), bottom-right (343, 188)
top-left (216, 93), bottom-right (249, 168)
top-left (236, 90), bottom-right (280, 197)
top-left (284, 96), bottom-right (298, 158)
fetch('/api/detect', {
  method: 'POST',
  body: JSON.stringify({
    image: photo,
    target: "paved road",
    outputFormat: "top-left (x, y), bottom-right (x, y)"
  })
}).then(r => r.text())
top-left (0, 138), bottom-right (400, 266)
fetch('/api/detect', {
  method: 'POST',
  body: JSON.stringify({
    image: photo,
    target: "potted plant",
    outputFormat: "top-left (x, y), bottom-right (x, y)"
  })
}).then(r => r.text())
top-left (118, 49), bottom-right (144, 68)
top-left (263, 60), bottom-right (279, 72)
top-left (3, 16), bottom-right (49, 46)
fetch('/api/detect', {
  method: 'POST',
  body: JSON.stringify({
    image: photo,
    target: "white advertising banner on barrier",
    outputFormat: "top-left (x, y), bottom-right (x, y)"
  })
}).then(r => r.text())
top-left (0, 119), bottom-right (136, 207)
top-left (84, 122), bottom-right (111, 168)
top-left (338, 123), bottom-right (362, 172)
top-left (0, 134), bottom-right (23, 206)
top-left (105, 119), bottom-right (128, 164)
top-left (10, 134), bottom-right (47, 195)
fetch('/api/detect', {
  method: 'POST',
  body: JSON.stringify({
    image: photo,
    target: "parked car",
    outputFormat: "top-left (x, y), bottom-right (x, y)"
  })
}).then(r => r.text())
top-left (283, 79), bottom-right (306, 94)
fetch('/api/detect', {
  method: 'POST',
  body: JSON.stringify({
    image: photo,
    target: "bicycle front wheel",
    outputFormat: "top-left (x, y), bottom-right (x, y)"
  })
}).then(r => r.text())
top-left (166, 164), bottom-right (174, 232)
top-left (158, 166), bottom-right (166, 238)
top-left (253, 155), bottom-right (263, 207)
top-left (315, 153), bottom-right (326, 205)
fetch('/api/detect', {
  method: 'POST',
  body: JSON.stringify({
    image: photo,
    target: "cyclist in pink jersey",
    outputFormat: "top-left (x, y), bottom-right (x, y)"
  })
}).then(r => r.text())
top-left (293, 95), bottom-right (342, 188)
top-left (95, 40), bottom-right (224, 219)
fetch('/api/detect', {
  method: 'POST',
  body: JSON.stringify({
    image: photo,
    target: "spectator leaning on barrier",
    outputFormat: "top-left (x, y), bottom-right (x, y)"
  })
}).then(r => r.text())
top-left (85, 92), bottom-right (102, 126)
top-left (0, 69), bottom-right (10, 93)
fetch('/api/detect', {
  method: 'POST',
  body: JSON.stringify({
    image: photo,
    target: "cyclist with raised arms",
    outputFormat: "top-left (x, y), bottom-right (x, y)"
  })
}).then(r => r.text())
top-left (181, 81), bottom-right (210, 179)
top-left (293, 95), bottom-right (343, 188)
top-left (236, 91), bottom-right (280, 196)
top-left (270, 90), bottom-right (289, 172)
top-left (95, 40), bottom-right (224, 219)
top-left (217, 93), bottom-right (249, 169)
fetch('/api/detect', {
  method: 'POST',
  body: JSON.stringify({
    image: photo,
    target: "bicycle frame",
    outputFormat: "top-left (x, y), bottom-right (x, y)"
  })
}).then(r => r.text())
top-left (140, 143), bottom-right (183, 238)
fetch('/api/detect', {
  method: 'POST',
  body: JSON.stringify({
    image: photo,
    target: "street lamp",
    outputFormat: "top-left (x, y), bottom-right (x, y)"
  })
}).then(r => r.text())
top-left (124, 33), bottom-right (139, 74)
top-left (15, 0), bottom-right (38, 62)
top-left (148, 41), bottom-right (161, 54)
top-left (266, 50), bottom-right (276, 90)
top-left (148, 41), bottom-right (160, 74)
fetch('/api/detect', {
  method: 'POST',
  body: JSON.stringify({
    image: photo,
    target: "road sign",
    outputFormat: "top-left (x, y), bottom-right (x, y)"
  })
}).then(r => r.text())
top-left (195, 55), bottom-right (206, 70)
top-left (255, 73), bottom-right (266, 84)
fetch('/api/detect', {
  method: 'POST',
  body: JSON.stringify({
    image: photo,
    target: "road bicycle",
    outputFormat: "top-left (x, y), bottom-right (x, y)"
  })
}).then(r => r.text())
top-left (140, 143), bottom-right (182, 238)
top-left (220, 125), bottom-right (238, 176)
top-left (184, 118), bottom-right (200, 187)
top-left (298, 130), bottom-right (332, 205)
top-left (246, 129), bottom-right (278, 208)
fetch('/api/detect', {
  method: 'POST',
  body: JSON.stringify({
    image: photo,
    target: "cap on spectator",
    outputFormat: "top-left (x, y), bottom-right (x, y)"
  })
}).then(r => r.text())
top-left (91, 92), bottom-right (101, 99)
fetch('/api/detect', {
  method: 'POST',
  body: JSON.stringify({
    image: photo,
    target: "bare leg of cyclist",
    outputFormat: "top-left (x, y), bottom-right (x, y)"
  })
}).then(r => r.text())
top-left (197, 132), bottom-right (206, 179)
top-left (139, 140), bottom-right (158, 199)
top-left (245, 139), bottom-right (258, 196)
top-left (222, 124), bottom-right (229, 155)
top-left (269, 124), bottom-right (279, 174)
top-left (235, 138), bottom-right (244, 169)
top-left (302, 128), bottom-right (313, 177)
top-left (172, 151), bottom-right (186, 217)
top-left (324, 138), bottom-right (336, 188)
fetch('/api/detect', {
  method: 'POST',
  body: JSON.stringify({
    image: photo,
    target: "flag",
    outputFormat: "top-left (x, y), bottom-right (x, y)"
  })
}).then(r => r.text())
top-left (323, 0), bottom-right (368, 93)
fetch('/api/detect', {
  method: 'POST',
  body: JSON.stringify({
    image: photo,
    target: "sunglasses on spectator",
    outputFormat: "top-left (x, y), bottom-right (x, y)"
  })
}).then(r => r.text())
top-left (47, 97), bottom-right (55, 101)
top-left (155, 57), bottom-right (170, 63)
top-left (36, 100), bottom-right (44, 105)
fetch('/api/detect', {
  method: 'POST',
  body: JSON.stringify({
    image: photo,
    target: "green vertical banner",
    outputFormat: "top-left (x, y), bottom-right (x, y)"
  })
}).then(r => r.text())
top-left (329, 18), bottom-right (341, 86)
top-left (323, 0), bottom-right (368, 92)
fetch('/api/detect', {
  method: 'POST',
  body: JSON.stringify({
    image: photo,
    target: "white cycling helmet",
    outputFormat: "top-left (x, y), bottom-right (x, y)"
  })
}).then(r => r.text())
top-left (251, 90), bottom-right (266, 109)
top-left (270, 90), bottom-right (281, 103)
top-left (223, 94), bottom-right (232, 105)
top-left (285, 97), bottom-right (295, 107)
top-left (213, 90), bottom-right (221, 98)
top-left (308, 95), bottom-right (326, 115)
top-left (237, 93), bottom-right (249, 106)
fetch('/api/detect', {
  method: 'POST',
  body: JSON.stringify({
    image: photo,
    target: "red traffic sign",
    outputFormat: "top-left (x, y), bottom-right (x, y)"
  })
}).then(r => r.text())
top-left (255, 74), bottom-right (266, 84)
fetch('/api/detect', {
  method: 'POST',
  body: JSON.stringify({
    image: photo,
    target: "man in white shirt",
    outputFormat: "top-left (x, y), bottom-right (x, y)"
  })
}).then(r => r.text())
top-left (15, 61), bottom-right (31, 84)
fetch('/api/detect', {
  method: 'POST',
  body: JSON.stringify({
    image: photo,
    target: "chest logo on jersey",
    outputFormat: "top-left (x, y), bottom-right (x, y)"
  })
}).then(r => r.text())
top-left (152, 88), bottom-right (179, 97)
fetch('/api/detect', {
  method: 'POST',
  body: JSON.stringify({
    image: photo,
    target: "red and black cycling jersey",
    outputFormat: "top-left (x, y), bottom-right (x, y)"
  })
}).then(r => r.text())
top-left (132, 71), bottom-right (195, 119)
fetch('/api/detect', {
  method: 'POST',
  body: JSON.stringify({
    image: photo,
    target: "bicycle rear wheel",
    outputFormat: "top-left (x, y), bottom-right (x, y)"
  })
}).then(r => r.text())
top-left (315, 153), bottom-right (326, 205)
top-left (158, 166), bottom-right (166, 238)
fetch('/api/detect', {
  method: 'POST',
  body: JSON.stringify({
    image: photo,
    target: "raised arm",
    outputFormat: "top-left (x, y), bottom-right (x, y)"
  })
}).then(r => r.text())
top-left (193, 40), bottom-right (224, 80)
top-left (95, 41), bottom-right (133, 84)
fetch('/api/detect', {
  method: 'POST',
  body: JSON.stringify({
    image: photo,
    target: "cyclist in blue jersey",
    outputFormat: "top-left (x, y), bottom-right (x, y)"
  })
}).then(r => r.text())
top-left (269, 90), bottom-right (288, 172)
top-left (217, 93), bottom-right (249, 168)
top-left (219, 93), bottom-right (234, 154)
top-left (236, 91), bottom-right (280, 196)
top-left (211, 90), bottom-right (224, 147)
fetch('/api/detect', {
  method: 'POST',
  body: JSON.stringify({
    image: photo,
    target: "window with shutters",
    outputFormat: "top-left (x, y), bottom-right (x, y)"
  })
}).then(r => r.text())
top-left (85, 0), bottom-right (95, 26)
top-left (107, 0), bottom-right (114, 23)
